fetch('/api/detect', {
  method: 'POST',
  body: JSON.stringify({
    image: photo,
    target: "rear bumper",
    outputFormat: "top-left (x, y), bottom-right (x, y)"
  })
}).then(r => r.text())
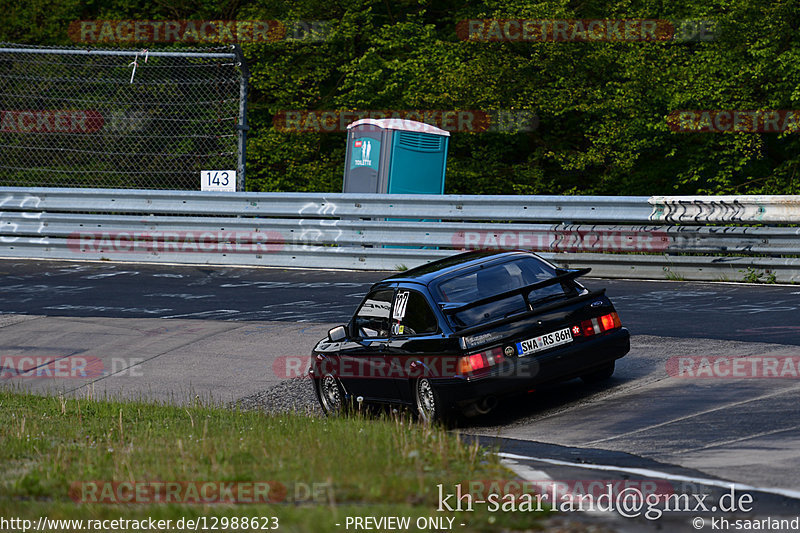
top-left (434, 327), bottom-right (630, 408)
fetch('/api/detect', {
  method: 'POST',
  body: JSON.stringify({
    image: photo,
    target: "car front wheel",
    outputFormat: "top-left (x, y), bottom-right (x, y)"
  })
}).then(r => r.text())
top-left (317, 373), bottom-right (347, 416)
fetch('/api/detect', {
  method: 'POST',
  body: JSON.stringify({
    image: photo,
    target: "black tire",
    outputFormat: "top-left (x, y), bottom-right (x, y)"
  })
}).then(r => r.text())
top-left (580, 361), bottom-right (615, 384)
top-left (414, 378), bottom-right (445, 423)
top-left (316, 372), bottom-right (347, 416)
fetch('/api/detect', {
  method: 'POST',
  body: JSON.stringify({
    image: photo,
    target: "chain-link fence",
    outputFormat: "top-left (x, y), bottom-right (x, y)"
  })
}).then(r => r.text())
top-left (0, 43), bottom-right (245, 190)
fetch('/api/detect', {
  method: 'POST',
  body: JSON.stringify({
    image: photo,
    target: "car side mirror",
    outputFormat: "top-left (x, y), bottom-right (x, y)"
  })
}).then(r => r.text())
top-left (328, 325), bottom-right (347, 342)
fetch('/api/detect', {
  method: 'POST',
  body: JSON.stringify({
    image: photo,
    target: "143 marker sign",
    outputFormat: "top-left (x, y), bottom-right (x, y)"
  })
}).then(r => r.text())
top-left (201, 170), bottom-right (236, 192)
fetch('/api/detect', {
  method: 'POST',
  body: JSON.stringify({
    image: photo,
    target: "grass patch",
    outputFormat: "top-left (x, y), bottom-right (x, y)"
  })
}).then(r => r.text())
top-left (0, 391), bottom-right (541, 532)
top-left (663, 267), bottom-right (685, 281)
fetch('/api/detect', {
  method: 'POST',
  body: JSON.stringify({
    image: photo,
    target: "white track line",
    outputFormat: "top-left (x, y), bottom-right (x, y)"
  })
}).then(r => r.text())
top-left (500, 457), bottom-right (610, 516)
top-left (671, 424), bottom-right (800, 455)
top-left (583, 382), bottom-right (800, 446)
top-left (497, 452), bottom-right (800, 501)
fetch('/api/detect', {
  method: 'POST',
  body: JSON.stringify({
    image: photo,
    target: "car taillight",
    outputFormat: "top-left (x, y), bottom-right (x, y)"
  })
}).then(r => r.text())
top-left (458, 347), bottom-right (505, 375)
top-left (577, 312), bottom-right (621, 336)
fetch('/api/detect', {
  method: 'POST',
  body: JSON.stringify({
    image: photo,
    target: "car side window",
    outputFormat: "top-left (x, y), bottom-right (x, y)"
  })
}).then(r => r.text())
top-left (391, 290), bottom-right (438, 336)
top-left (354, 289), bottom-right (393, 338)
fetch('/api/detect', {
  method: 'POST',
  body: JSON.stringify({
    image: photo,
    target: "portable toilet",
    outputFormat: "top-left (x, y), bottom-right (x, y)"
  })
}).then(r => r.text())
top-left (343, 118), bottom-right (449, 194)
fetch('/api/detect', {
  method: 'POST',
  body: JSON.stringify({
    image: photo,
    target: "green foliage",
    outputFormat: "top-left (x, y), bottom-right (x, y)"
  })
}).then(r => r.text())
top-left (3, 0), bottom-right (800, 195)
top-left (740, 267), bottom-right (778, 284)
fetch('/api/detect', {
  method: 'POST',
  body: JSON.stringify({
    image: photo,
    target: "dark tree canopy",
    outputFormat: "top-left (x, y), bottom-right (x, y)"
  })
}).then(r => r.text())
top-left (3, 0), bottom-right (800, 195)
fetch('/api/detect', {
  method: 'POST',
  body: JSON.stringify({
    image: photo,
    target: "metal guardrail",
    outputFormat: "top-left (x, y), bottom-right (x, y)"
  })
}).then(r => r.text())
top-left (650, 195), bottom-right (800, 223)
top-left (0, 188), bottom-right (653, 221)
top-left (0, 187), bottom-right (798, 282)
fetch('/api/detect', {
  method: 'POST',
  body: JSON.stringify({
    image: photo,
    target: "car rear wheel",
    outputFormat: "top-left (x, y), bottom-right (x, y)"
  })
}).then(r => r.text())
top-left (317, 373), bottom-right (347, 416)
top-left (414, 378), bottom-right (442, 423)
top-left (580, 361), bottom-right (615, 384)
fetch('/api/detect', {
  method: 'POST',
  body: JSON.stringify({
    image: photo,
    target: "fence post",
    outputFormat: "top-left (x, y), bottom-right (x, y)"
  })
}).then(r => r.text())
top-left (234, 45), bottom-right (249, 192)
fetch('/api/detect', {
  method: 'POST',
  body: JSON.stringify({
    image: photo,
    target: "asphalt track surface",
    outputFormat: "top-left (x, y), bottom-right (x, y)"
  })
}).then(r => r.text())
top-left (0, 259), bottom-right (799, 345)
top-left (2, 259), bottom-right (800, 531)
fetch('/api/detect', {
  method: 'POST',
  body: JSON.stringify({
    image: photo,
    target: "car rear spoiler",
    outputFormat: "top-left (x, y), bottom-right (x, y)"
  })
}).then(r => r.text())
top-left (441, 267), bottom-right (591, 316)
top-left (450, 289), bottom-right (607, 338)
top-left (439, 267), bottom-right (600, 336)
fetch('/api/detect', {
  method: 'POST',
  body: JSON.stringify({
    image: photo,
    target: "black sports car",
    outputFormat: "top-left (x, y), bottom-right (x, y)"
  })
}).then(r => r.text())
top-left (310, 250), bottom-right (630, 422)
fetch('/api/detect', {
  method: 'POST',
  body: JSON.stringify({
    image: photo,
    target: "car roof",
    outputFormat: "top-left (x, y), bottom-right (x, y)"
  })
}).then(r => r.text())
top-left (383, 250), bottom-right (536, 286)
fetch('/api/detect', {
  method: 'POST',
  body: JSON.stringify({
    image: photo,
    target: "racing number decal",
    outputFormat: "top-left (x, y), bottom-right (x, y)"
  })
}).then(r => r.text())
top-left (393, 291), bottom-right (410, 320)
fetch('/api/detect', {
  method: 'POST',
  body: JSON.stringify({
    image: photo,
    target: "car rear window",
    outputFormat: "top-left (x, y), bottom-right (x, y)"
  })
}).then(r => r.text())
top-left (434, 256), bottom-right (569, 328)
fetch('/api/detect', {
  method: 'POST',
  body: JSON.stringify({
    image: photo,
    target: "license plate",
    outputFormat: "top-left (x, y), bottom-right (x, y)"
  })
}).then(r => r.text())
top-left (516, 328), bottom-right (573, 357)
